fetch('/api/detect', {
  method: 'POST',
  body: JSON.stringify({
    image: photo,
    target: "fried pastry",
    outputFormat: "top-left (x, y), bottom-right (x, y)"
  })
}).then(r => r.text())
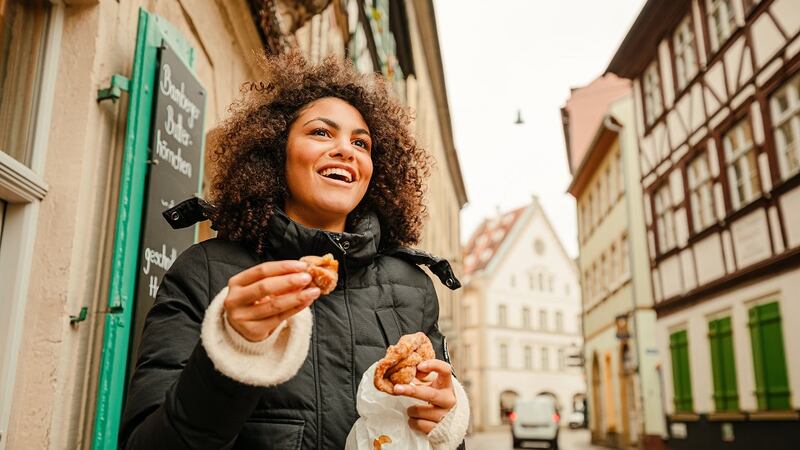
top-left (373, 435), bottom-right (392, 450)
top-left (374, 332), bottom-right (435, 394)
top-left (300, 253), bottom-right (339, 295)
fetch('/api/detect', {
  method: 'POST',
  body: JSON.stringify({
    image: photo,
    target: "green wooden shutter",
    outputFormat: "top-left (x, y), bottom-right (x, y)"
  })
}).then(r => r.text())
top-left (670, 330), bottom-right (693, 412)
top-left (748, 302), bottom-right (791, 410)
top-left (708, 317), bottom-right (738, 411)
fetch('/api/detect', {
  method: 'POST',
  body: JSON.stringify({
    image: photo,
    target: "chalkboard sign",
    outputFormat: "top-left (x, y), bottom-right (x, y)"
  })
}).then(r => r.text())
top-left (131, 43), bottom-right (206, 361)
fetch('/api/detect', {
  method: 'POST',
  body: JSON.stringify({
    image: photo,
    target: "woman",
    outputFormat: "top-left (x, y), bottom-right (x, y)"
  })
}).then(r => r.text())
top-left (119, 51), bottom-right (469, 449)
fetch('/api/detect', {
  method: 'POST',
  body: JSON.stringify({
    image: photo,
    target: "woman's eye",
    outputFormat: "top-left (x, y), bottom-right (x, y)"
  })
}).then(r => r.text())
top-left (353, 139), bottom-right (370, 150)
top-left (311, 128), bottom-right (330, 137)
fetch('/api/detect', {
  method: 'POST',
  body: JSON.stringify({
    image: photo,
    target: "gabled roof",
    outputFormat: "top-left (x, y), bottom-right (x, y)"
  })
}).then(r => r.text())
top-left (462, 198), bottom-right (577, 279)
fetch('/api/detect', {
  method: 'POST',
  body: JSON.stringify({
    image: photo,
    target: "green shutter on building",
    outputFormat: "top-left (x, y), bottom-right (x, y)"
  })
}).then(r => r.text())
top-left (708, 316), bottom-right (739, 411)
top-left (748, 302), bottom-right (791, 410)
top-left (670, 330), bottom-right (693, 413)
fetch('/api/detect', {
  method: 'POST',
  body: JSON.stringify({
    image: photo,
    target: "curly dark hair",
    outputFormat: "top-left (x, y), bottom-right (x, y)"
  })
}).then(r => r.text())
top-left (207, 51), bottom-right (431, 256)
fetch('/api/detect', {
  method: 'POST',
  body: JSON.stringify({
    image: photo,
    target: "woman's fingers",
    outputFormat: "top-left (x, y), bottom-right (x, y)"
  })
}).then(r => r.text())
top-left (408, 418), bottom-right (437, 435)
top-left (393, 382), bottom-right (456, 409)
top-left (231, 287), bottom-right (321, 321)
top-left (407, 404), bottom-right (447, 423)
top-left (226, 271), bottom-right (312, 308)
top-left (228, 260), bottom-right (308, 288)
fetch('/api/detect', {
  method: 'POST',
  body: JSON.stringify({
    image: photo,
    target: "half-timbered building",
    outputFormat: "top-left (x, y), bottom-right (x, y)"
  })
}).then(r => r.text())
top-left (606, 0), bottom-right (800, 448)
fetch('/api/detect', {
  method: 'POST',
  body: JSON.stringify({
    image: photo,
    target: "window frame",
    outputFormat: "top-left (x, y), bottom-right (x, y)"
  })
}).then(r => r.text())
top-left (642, 60), bottom-right (664, 127)
top-left (705, 0), bottom-right (738, 54)
top-left (723, 116), bottom-right (762, 210)
top-left (671, 14), bottom-right (699, 94)
top-left (768, 72), bottom-right (800, 181)
top-left (653, 183), bottom-right (677, 254)
top-left (687, 149), bottom-right (717, 233)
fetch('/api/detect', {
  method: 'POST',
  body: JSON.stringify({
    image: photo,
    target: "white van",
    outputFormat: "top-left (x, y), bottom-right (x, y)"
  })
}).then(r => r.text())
top-left (510, 397), bottom-right (560, 449)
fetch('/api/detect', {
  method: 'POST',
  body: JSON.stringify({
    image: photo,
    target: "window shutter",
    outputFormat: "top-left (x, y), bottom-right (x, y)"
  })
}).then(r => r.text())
top-left (670, 330), bottom-right (693, 412)
top-left (748, 302), bottom-right (791, 410)
top-left (709, 317), bottom-right (738, 411)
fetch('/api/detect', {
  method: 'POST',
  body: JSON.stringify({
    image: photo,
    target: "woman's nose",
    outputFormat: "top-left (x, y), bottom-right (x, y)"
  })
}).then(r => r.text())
top-left (329, 138), bottom-right (355, 160)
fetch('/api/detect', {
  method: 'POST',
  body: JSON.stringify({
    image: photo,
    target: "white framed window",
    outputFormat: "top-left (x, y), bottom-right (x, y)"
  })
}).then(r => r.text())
top-left (541, 347), bottom-right (550, 371)
top-left (621, 234), bottom-right (630, 277)
top-left (770, 72), bottom-right (800, 180)
top-left (673, 15), bottom-right (698, 91)
top-left (523, 307), bottom-right (531, 329)
top-left (555, 311), bottom-right (563, 332)
top-left (604, 166), bottom-right (613, 210)
top-left (643, 61), bottom-right (663, 126)
top-left (654, 185), bottom-right (677, 252)
top-left (688, 152), bottom-right (716, 232)
top-left (599, 253), bottom-right (607, 296)
top-left (539, 309), bottom-right (548, 330)
top-left (510, 274), bottom-right (516, 288)
top-left (723, 118), bottom-right (761, 209)
top-left (616, 152), bottom-right (625, 195)
top-left (499, 343), bottom-right (509, 369)
top-left (707, 0), bottom-right (737, 53)
top-left (524, 345), bottom-right (533, 370)
top-left (558, 348), bottom-right (566, 370)
top-left (498, 304), bottom-right (507, 327)
top-left (609, 244), bottom-right (618, 285)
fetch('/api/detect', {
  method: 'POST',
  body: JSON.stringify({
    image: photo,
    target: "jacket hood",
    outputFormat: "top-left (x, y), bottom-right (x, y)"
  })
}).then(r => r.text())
top-left (265, 209), bottom-right (381, 269)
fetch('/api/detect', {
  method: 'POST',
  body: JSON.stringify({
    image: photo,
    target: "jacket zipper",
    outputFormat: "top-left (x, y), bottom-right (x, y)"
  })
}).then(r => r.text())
top-left (311, 302), bottom-right (322, 450)
top-left (331, 235), bottom-right (358, 418)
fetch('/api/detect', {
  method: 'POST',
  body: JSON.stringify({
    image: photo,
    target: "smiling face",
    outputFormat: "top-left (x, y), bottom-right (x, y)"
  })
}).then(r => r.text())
top-left (283, 97), bottom-right (374, 232)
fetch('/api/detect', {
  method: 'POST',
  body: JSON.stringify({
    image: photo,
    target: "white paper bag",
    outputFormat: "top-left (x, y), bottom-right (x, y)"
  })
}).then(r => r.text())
top-left (345, 362), bottom-right (432, 450)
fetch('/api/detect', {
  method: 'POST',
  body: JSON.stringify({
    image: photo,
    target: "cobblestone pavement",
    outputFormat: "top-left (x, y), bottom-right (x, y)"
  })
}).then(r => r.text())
top-left (466, 428), bottom-right (606, 450)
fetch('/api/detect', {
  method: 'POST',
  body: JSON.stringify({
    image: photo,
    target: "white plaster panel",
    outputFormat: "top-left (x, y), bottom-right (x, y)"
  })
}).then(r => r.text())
top-left (667, 110), bottom-right (688, 149)
top-left (769, 206), bottom-right (786, 254)
top-left (752, 13), bottom-right (785, 69)
top-left (757, 58), bottom-right (783, 87)
top-left (694, 234), bottom-right (726, 285)
top-left (751, 101), bottom-right (765, 145)
top-left (672, 144), bottom-right (689, 164)
top-left (654, 123), bottom-right (670, 162)
top-left (731, 209), bottom-right (773, 268)
top-left (660, 41), bottom-right (675, 108)
top-left (704, 84), bottom-right (721, 117)
top-left (772, 0), bottom-right (800, 37)
top-left (675, 93), bottom-right (692, 135)
top-left (652, 267), bottom-right (662, 303)
top-left (648, 230), bottom-right (656, 262)
top-left (731, 84), bottom-right (755, 111)
top-left (644, 193), bottom-right (652, 226)
top-left (690, 84), bottom-right (706, 133)
top-left (780, 185), bottom-right (800, 248)
top-left (722, 230), bottom-right (736, 273)
top-left (680, 248), bottom-right (697, 291)
top-left (708, 141), bottom-right (720, 177)
top-left (787, 35), bottom-right (800, 62)
top-left (714, 183), bottom-right (726, 221)
top-left (670, 169), bottom-right (685, 204)
top-left (724, 37), bottom-right (746, 94)
top-left (675, 207), bottom-right (689, 248)
top-left (709, 107), bottom-right (731, 130)
top-left (643, 172), bottom-right (657, 189)
top-left (634, 80), bottom-right (645, 138)
top-left (706, 61), bottom-right (728, 103)
top-left (740, 44), bottom-right (753, 86)
top-left (659, 255), bottom-right (683, 299)
top-left (641, 133), bottom-right (656, 173)
top-left (759, 152), bottom-right (773, 193)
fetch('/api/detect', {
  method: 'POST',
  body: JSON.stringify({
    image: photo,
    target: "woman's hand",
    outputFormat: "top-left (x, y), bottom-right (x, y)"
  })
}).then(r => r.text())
top-left (394, 359), bottom-right (457, 434)
top-left (224, 260), bottom-right (321, 342)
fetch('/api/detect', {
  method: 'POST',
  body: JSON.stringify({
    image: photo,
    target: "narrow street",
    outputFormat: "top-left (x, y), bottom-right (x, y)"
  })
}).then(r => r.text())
top-left (466, 428), bottom-right (605, 450)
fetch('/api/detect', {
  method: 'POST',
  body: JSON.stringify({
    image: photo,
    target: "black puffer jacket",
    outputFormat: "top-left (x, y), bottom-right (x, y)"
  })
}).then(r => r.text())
top-left (119, 209), bottom-right (462, 449)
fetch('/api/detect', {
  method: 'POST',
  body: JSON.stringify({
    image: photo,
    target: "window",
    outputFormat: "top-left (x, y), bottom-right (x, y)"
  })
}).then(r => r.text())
top-left (500, 343), bottom-right (509, 369)
top-left (524, 345), bottom-right (533, 370)
top-left (463, 303), bottom-right (471, 327)
top-left (529, 273), bottom-right (535, 290)
top-left (593, 182), bottom-right (601, 224)
top-left (583, 269), bottom-right (591, 302)
top-left (523, 307), bottom-right (531, 329)
top-left (510, 274), bottom-right (516, 288)
top-left (707, 0), bottom-right (736, 53)
top-left (539, 310), bottom-right (548, 330)
top-left (724, 118), bottom-right (761, 209)
top-left (605, 167), bottom-right (612, 210)
top-left (599, 254), bottom-right (607, 295)
top-left (538, 273), bottom-right (544, 291)
top-left (610, 244), bottom-right (618, 285)
top-left (688, 152), bottom-right (716, 232)
top-left (548, 275), bottom-right (554, 292)
top-left (555, 311), bottom-right (563, 332)
top-left (654, 185), bottom-right (676, 252)
top-left (669, 329), bottom-right (694, 412)
top-left (599, 176), bottom-right (607, 214)
top-left (616, 152), bottom-right (625, 195)
top-left (770, 72), bottom-right (800, 180)
top-left (643, 61), bottom-right (663, 126)
top-left (498, 304), bottom-right (507, 327)
top-left (708, 316), bottom-right (739, 412)
top-left (620, 234), bottom-right (630, 277)
top-left (748, 302), bottom-right (791, 410)
top-left (673, 15), bottom-right (698, 91)
top-left (0, 1), bottom-right (50, 167)
top-left (541, 347), bottom-right (550, 370)
top-left (463, 344), bottom-right (471, 369)
top-left (580, 202), bottom-right (589, 240)
top-left (558, 348), bottom-right (566, 370)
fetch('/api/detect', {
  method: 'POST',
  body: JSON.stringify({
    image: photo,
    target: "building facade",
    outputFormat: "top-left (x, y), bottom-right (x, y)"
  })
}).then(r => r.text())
top-left (606, 0), bottom-right (800, 448)
top-left (0, 1), bottom-right (465, 448)
top-left (564, 77), bottom-right (667, 449)
top-left (460, 198), bottom-right (584, 431)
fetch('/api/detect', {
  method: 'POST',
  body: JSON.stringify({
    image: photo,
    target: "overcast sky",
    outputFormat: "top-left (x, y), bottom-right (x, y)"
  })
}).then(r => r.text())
top-left (434, 0), bottom-right (645, 257)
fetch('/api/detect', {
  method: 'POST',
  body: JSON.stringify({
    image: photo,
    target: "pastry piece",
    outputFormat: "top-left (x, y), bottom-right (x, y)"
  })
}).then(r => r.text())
top-left (374, 332), bottom-right (435, 394)
top-left (300, 253), bottom-right (339, 295)
top-left (373, 435), bottom-right (392, 450)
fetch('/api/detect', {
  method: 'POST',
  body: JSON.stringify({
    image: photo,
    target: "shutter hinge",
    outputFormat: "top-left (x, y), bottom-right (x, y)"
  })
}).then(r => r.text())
top-left (97, 74), bottom-right (131, 102)
top-left (69, 306), bottom-right (88, 325)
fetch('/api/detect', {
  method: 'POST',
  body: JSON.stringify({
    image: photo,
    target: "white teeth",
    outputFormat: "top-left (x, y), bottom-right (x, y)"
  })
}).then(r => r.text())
top-left (319, 167), bottom-right (353, 182)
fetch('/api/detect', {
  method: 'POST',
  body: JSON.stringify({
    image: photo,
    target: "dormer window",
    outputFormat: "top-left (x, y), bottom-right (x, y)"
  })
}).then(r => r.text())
top-left (643, 62), bottom-right (663, 126)
top-left (707, 0), bottom-right (737, 52)
top-left (673, 15), bottom-right (698, 91)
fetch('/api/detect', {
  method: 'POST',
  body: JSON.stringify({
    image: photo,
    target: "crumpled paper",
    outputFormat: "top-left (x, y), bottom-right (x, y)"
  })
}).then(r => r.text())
top-left (345, 361), bottom-right (432, 450)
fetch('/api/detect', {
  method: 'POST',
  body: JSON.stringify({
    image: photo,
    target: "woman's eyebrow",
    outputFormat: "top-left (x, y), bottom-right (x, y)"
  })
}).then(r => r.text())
top-left (304, 117), bottom-right (371, 137)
